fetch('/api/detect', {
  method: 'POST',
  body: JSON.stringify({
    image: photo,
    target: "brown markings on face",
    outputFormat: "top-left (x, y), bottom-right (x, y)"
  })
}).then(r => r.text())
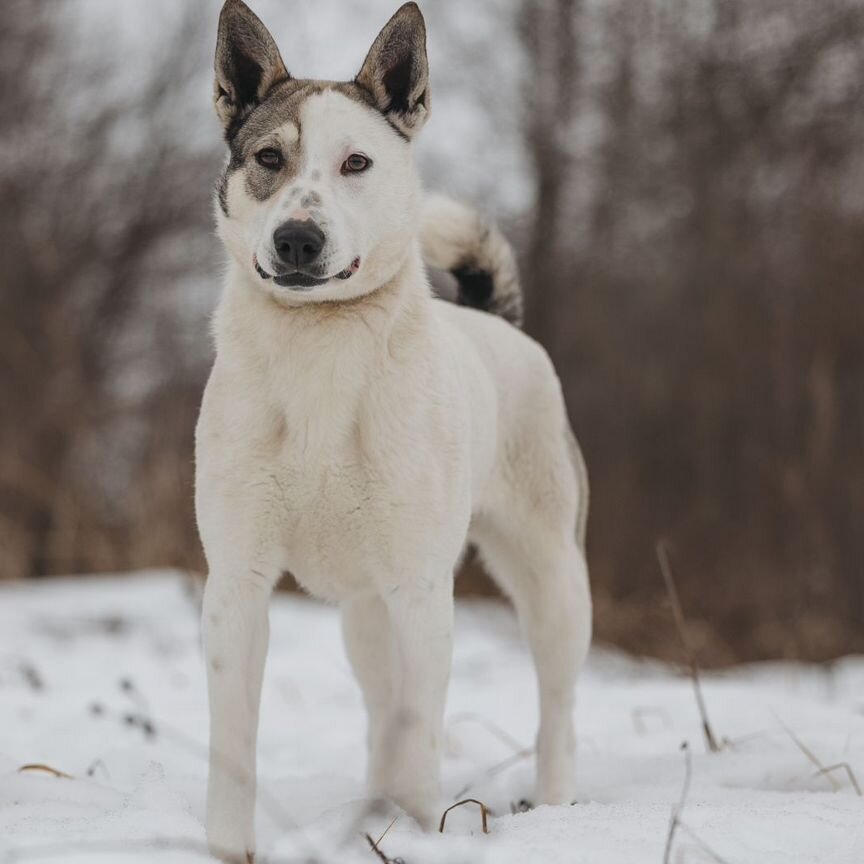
top-left (221, 78), bottom-right (399, 208)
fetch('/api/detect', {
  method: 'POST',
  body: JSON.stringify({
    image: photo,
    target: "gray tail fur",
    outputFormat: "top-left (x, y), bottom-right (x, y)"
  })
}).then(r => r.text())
top-left (420, 194), bottom-right (524, 328)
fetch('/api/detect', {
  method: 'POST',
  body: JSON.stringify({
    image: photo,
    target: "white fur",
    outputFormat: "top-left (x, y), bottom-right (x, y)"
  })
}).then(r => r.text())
top-left (421, 194), bottom-right (523, 324)
top-left (222, 91), bottom-right (420, 308)
top-left (197, 89), bottom-right (591, 861)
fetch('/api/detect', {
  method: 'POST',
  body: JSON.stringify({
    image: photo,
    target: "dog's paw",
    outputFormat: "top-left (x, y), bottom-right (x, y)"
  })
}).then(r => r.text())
top-left (206, 804), bottom-right (255, 864)
top-left (534, 755), bottom-right (576, 807)
top-left (205, 835), bottom-right (254, 864)
top-left (371, 785), bottom-right (438, 832)
top-left (204, 838), bottom-right (254, 864)
top-left (534, 782), bottom-right (576, 806)
top-left (401, 797), bottom-right (440, 833)
top-left (370, 765), bottom-right (440, 832)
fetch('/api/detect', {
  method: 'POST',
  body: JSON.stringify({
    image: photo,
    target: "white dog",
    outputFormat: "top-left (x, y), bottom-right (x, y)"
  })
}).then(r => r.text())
top-left (196, 1), bottom-right (592, 859)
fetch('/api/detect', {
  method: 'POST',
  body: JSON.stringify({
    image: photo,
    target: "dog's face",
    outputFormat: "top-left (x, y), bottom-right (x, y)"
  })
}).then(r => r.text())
top-left (214, 0), bottom-right (429, 305)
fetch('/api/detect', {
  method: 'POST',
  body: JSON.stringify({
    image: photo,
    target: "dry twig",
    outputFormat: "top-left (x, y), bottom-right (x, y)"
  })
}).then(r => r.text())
top-left (677, 821), bottom-right (734, 864)
top-left (364, 831), bottom-right (404, 864)
top-left (85, 758), bottom-right (110, 780)
top-left (773, 712), bottom-right (840, 791)
top-left (446, 712), bottom-right (534, 798)
top-left (17, 764), bottom-right (73, 779)
top-left (373, 815), bottom-right (400, 849)
top-left (439, 798), bottom-right (491, 835)
top-left (446, 713), bottom-right (527, 755)
top-left (663, 743), bottom-right (692, 864)
top-left (453, 748), bottom-right (534, 800)
top-left (87, 699), bottom-right (321, 861)
top-left (656, 540), bottom-right (721, 753)
top-left (813, 763), bottom-right (862, 796)
top-left (363, 814), bottom-right (403, 864)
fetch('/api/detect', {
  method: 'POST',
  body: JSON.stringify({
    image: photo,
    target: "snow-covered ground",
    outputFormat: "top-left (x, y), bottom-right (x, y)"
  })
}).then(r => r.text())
top-left (1, 572), bottom-right (862, 863)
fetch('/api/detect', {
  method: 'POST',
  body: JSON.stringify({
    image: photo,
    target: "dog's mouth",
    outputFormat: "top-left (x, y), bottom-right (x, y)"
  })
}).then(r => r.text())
top-left (254, 256), bottom-right (361, 291)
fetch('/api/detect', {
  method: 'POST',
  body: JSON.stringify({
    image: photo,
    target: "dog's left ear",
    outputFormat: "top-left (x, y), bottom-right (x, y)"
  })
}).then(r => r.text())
top-left (215, 0), bottom-right (290, 136)
top-left (356, 3), bottom-right (430, 139)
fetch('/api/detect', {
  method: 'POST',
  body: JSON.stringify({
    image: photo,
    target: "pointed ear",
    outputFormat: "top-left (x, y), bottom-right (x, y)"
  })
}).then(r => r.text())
top-left (214, 0), bottom-right (290, 135)
top-left (356, 3), bottom-right (430, 139)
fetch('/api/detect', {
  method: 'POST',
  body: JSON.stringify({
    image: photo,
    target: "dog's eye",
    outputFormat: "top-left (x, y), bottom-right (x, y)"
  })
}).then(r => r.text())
top-left (256, 148), bottom-right (284, 170)
top-left (341, 153), bottom-right (371, 174)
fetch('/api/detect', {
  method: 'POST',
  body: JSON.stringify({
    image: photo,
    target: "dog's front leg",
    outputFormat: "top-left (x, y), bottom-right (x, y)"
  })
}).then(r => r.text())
top-left (374, 575), bottom-right (454, 829)
top-left (203, 569), bottom-right (274, 863)
top-left (342, 593), bottom-right (394, 781)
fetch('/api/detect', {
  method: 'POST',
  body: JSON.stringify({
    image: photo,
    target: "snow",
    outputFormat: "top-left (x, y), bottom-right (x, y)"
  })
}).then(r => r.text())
top-left (1, 572), bottom-right (862, 863)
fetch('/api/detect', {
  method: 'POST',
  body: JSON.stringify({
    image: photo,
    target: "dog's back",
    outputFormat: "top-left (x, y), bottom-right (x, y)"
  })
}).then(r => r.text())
top-left (419, 196), bottom-right (589, 548)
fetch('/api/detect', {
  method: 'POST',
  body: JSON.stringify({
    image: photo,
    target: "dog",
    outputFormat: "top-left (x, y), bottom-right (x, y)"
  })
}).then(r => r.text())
top-left (196, 1), bottom-right (592, 859)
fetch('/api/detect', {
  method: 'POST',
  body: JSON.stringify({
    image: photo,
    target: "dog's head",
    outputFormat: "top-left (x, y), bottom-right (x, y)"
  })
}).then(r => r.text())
top-left (214, 0), bottom-right (429, 305)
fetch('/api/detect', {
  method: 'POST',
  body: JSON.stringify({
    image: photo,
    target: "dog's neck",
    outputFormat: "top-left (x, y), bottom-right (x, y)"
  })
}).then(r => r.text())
top-left (213, 243), bottom-right (431, 449)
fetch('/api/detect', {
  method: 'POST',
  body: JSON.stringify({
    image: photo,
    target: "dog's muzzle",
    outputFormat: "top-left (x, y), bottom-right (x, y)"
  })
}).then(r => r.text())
top-left (253, 256), bottom-right (361, 291)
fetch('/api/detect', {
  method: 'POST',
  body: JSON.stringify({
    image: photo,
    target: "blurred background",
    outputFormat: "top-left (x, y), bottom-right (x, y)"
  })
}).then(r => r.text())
top-left (1, 0), bottom-right (862, 665)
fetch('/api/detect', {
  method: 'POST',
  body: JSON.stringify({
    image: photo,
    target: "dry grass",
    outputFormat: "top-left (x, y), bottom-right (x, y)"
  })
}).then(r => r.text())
top-left (774, 712), bottom-right (863, 796)
top-left (663, 743), bottom-right (733, 864)
top-left (364, 815), bottom-right (404, 864)
top-left (446, 712), bottom-right (535, 799)
top-left (662, 743), bottom-right (693, 864)
top-left (813, 764), bottom-right (862, 796)
top-left (439, 798), bottom-right (491, 835)
top-left (657, 541), bottom-right (722, 752)
top-left (16, 764), bottom-right (73, 779)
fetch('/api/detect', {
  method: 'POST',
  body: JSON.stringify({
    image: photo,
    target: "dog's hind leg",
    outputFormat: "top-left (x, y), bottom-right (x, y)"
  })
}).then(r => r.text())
top-left (471, 514), bottom-right (591, 805)
top-left (202, 567), bottom-right (275, 862)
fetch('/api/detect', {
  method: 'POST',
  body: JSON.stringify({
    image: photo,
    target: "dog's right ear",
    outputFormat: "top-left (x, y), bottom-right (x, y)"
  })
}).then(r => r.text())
top-left (214, 0), bottom-right (289, 136)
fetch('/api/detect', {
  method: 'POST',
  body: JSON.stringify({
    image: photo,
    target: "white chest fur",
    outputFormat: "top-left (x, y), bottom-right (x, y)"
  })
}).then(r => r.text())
top-left (195, 255), bottom-right (476, 600)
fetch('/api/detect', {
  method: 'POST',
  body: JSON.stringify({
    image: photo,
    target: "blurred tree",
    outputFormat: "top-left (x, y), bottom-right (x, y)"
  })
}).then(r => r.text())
top-left (2, 0), bottom-right (863, 665)
top-left (518, 0), bottom-right (864, 662)
top-left (0, 1), bottom-right (217, 579)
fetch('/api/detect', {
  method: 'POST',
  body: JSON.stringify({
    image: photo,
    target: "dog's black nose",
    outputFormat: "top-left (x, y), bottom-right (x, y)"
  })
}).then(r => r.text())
top-left (273, 220), bottom-right (325, 268)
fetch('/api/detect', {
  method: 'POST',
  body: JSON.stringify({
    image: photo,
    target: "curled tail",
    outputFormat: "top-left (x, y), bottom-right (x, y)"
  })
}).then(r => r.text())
top-left (419, 194), bottom-right (524, 328)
